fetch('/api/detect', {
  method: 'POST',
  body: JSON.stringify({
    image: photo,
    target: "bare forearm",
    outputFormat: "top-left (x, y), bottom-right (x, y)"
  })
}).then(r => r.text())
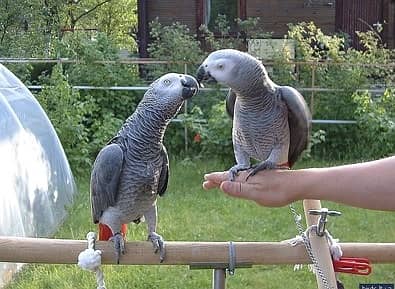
top-left (292, 156), bottom-right (395, 211)
top-left (203, 156), bottom-right (395, 211)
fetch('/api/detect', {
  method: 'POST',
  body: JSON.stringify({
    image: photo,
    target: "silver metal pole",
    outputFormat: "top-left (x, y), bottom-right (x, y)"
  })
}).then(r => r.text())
top-left (184, 62), bottom-right (188, 152)
top-left (212, 269), bottom-right (226, 289)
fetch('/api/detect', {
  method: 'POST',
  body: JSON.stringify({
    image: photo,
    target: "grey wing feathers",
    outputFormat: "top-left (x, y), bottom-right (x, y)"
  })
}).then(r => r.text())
top-left (158, 144), bottom-right (169, 197)
top-left (225, 88), bottom-right (237, 119)
top-left (279, 86), bottom-right (312, 167)
top-left (90, 143), bottom-right (124, 223)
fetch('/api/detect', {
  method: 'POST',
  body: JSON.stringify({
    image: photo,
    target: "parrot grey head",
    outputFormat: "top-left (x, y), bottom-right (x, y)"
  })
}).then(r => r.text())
top-left (148, 73), bottom-right (199, 100)
top-left (196, 49), bottom-right (273, 93)
top-left (139, 73), bottom-right (199, 119)
top-left (143, 73), bottom-right (199, 105)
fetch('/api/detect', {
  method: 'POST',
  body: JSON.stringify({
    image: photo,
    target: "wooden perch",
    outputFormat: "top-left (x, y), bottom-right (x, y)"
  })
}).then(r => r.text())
top-left (303, 200), bottom-right (337, 289)
top-left (0, 236), bottom-right (394, 266)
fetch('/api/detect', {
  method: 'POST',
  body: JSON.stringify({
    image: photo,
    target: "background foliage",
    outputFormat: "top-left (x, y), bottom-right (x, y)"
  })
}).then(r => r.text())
top-left (1, 5), bottom-right (395, 289)
top-left (1, 4), bottom-right (394, 172)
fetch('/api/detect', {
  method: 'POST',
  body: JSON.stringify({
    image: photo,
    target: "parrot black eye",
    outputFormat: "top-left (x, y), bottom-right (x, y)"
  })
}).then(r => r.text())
top-left (163, 79), bottom-right (171, 86)
top-left (218, 64), bottom-right (224, 70)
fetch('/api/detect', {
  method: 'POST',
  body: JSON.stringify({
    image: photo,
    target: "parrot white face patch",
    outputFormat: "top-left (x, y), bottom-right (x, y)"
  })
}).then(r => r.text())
top-left (157, 73), bottom-right (183, 91)
top-left (152, 73), bottom-right (198, 102)
top-left (203, 57), bottom-right (236, 85)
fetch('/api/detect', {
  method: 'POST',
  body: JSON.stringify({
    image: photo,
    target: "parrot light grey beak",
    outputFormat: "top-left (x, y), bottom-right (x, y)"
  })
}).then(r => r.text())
top-left (196, 65), bottom-right (217, 87)
top-left (181, 75), bottom-right (199, 100)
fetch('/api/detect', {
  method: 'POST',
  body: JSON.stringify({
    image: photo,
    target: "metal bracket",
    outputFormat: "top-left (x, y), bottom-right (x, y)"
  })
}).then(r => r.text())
top-left (228, 241), bottom-right (235, 275)
top-left (189, 242), bottom-right (252, 289)
top-left (309, 208), bottom-right (341, 237)
top-left (189, 263), bottom-right (252, 270)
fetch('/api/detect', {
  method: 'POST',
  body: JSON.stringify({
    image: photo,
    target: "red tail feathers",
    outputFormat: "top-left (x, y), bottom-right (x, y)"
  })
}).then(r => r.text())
top-left (98, 223), bottom-right (128, 241)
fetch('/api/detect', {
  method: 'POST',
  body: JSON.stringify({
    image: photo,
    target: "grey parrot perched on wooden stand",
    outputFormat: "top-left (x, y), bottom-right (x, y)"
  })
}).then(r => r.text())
top-left (90, 73), bottom-right (199, 263)
top-left (196, 49), bottom-right (311, 180)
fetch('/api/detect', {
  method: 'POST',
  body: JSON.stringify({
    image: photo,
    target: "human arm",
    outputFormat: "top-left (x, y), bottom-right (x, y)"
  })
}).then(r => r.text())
top-left (203, 156), bottom-right (395, 211)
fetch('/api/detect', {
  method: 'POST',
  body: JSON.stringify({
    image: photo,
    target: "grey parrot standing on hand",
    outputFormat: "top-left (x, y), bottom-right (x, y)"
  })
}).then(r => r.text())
top-left (196, 49), bottom-right (311, 180)
top-left (90, 73), bottom-right (199, 263)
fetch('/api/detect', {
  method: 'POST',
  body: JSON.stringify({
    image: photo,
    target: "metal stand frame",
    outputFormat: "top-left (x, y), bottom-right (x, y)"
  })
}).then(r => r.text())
top-left (189, 241), bottom-right (250, 289)
top-left (212, 268), bottom-right (226, 289)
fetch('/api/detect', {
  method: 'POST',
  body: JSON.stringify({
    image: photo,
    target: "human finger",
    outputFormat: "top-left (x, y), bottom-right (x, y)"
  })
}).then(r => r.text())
top-left (203, 171), bottom-right (229, 183)
top-left (202, 180), bottom-right (221, 190)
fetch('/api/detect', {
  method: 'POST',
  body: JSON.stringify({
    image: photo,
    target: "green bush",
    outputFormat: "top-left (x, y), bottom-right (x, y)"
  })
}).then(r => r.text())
top-left (54, 32), bottom-right (142, 156)
top-left (198, 102), bottom-right (233, 160)
top-left (285, 22), bottom-right (395, 160)
top-left (34, 33), bottom-right (143, 172)
top-left (148, 19), bottom-right (204, 78)
top-left (180, 102), bottom-right (233, 162)
top-left (352, 89), bottom-right (395, 158)
top-left (25, 19), bottom-right (395, 167)
top-left (36, 64), bottom-right (92, 174)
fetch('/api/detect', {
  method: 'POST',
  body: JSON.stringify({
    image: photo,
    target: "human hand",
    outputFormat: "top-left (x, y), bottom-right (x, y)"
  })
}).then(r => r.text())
top-left (203, 169), bottom-right (297, 207)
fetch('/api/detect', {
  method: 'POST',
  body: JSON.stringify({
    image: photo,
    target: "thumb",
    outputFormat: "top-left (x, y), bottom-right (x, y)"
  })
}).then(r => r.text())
top-left (220, 181), bottom-right (259, 202)
top-left (220, 181), bottom-right (243, 197)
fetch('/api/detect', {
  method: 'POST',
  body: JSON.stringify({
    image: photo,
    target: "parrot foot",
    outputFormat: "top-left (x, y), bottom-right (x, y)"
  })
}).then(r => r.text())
top-left (246, 160), bottom-right (277, 181)
top-left (148, 232), bottom-right (165, 263)
top-left (110, 232), bottom-right (125, 264)
top-left (228, 165), bottom-right (250, 181)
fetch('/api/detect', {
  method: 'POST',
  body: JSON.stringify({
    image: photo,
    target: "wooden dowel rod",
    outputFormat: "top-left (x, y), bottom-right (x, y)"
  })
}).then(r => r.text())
top-left (303, 199), bottom-right (337, 289)
top-left (0, 237), bottom-right (394, 265)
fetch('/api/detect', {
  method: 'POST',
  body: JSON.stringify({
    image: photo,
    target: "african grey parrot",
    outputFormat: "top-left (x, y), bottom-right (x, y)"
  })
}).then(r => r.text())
top-left (196, 49), bottom-right (311, 180)
top-left (90, 73), bottom-right (199, 263)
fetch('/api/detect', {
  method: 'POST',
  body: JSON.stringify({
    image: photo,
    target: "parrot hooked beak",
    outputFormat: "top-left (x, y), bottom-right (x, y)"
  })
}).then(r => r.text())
top-left (196, 65), bottom-right (217, 87)
top-left (181, 75), bottom-right (199, 99)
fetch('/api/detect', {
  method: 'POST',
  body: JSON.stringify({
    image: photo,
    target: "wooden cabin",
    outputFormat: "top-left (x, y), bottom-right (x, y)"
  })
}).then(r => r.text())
top-left (137, 0), bottom-right (395, 57)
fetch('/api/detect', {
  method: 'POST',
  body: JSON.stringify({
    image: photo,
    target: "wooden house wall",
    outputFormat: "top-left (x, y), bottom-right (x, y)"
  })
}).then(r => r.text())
top-left (138, 0), bottom-right (394, 57)
top-left (336, 0), bottom-right (394, 49)
top-left (146, 0), bottom-right (197, 30)
top-left (383, 0), bottom-right (395, 48)
top-left (245, 0), bottom-right (336, 37)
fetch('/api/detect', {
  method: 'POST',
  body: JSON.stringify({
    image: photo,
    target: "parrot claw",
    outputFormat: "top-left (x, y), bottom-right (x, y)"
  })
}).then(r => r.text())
top-left (228, 165), bottom-right (250, 181)
top-left (110, 233), bottom-right (125, 264)
top-left (148, 232), bottom-right (166, 263)
top-left (246, 160), bottom-right (277, 181)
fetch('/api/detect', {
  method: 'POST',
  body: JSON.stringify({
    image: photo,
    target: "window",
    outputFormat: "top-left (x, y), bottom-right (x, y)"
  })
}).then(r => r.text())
top-left (206, 0), bottom-right (238, 30)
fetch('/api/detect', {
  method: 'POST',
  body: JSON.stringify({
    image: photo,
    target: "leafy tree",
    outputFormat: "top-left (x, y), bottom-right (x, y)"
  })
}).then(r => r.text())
top-left (352, 89), bottom-right (395, 158)
top-left (36, 64), bottom-right (92, 173)
top-left (62, 0), bottom-right (113, 31)
top-left (54, 32), bottom-right (141, 155)
top-left (88, 0), bottom-right (137, 50)
top-left (0, 0), bottom-right (60, 57)
top-left (60, 0), bottom-right (137, 51)
top-left (0, 0), bottom-right (137, 57)
top-left (286, 22), bottom-right (395, 160)
top-left (147, 18), bottom-right (204, 79)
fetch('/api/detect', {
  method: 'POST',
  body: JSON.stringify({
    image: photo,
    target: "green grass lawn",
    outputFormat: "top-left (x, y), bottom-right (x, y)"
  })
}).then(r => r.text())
top-left (5, 158), bottom-right (395, 289)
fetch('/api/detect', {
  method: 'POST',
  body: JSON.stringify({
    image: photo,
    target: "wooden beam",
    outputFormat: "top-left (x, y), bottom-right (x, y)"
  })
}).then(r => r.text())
top-left (334, 0), bottom-right (343, 32)
top-left (137, 0), bottom-right (148, 58)
top-left (383, 0), bottom-right (395, 48)
top-left (196, 0), bottom-right (204, 29)
top-left (0, 237), bottom-right (394, 265)
top-left (238, 0), bottom-right (247, 20)
top-left (303, 200), bottom-right (337, 289)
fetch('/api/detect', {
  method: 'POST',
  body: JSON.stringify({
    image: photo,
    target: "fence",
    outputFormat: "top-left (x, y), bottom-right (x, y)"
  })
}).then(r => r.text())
top-left (1, 58), bottom-right (394, 151)
top-left (2, 57), bottom-right (392, 117)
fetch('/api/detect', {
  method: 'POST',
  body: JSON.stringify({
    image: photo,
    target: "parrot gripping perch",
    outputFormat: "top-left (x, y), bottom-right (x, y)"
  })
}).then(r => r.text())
top-left (148, 232), bottom-right (166, 262)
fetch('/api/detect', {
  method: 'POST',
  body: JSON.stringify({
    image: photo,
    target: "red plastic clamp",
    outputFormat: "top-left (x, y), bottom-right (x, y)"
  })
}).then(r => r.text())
top-left (333, 257), bottom-right (372, 275)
